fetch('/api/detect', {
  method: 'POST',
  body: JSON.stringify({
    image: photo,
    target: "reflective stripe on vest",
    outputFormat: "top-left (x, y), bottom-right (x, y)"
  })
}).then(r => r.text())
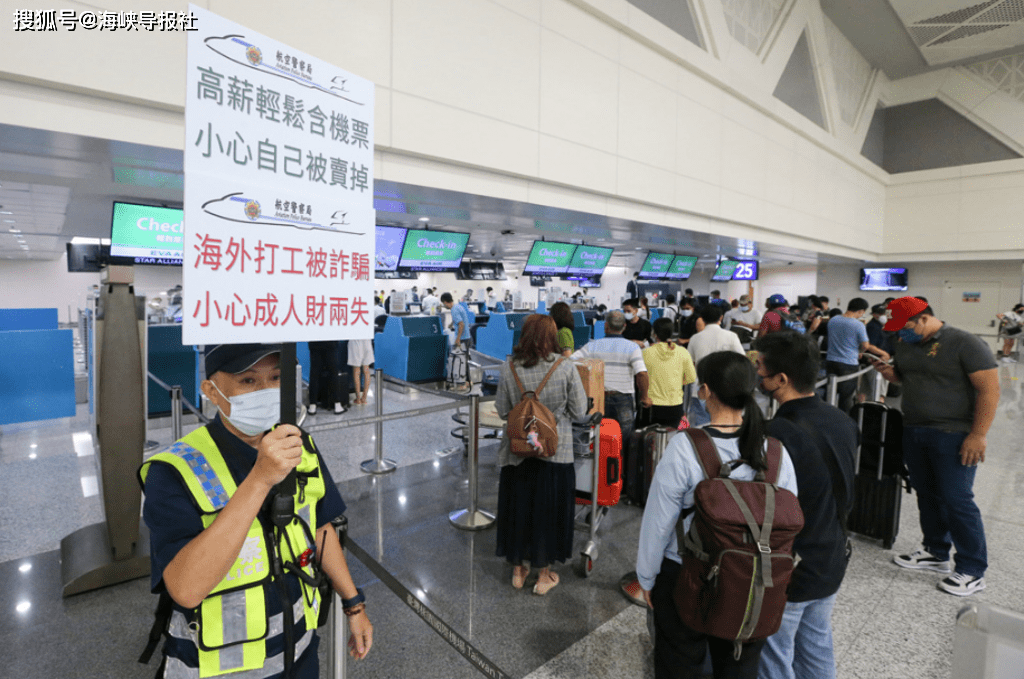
top-left (140, 426), bottom-right (326, 678)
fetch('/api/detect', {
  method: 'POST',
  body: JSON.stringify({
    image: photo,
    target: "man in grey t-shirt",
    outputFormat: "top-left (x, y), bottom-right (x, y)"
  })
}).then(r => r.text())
top-left (825, 297), bottom-right (889, 413)
top-left (872, 297), bottom-right (999, 597)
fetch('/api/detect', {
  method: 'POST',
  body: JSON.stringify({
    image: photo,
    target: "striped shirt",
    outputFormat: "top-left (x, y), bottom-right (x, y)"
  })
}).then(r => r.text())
top-left (571, 335), bottom-right (647, 393)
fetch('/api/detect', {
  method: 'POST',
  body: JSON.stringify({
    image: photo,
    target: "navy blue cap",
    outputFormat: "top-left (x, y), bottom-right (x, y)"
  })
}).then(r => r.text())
top-left (204, 343), bottom-right (281, 378)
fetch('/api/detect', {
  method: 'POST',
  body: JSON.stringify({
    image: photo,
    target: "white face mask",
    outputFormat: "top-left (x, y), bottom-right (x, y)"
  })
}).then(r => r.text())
top-left (681, 309), bottom-right (693, 317)
top-left (212, 382), bottom-right (280, 436)
top-left (624, 312), bottom-right (635, 321)
top-left (741, 305), bottom-right (751, 312)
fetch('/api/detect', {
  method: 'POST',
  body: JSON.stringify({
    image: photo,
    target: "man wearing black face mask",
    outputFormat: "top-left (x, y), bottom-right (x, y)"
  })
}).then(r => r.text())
top-left (873, 297), bottom-right (999, 597)
top-left (140, 344), bottom-right (374, 677)
top-left (754, 331), bottom-right (857, 679)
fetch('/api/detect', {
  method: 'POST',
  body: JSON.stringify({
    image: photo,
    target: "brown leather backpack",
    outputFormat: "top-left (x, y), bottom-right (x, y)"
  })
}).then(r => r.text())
top-left (506, 358), bottom-right (564, 458)
top-left (673, 429), bottom-right (804, 656)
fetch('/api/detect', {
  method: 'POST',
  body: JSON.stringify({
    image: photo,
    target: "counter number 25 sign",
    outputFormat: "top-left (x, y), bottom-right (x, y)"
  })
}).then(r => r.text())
top-left (732, 260), bottom-right (758, 281)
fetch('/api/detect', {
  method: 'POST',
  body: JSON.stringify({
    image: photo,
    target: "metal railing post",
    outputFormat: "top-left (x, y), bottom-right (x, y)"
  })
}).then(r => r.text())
top-left (449, 394), bottom-right (496, 530)
top-left (327, 517), bottom-right (348, 679)
top-left (872, 370), bottom-right (885, 402)
top-left (826, 375), bottom-right (839, 408)
top-left (361, 369), bottom-right (397, 474)
top-left (170, 385), bottom-right (183, 441)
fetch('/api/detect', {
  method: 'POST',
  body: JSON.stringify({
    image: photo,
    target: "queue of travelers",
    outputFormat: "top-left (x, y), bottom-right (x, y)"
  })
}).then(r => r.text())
top-left (139, 277), bottom-right (1006, 678)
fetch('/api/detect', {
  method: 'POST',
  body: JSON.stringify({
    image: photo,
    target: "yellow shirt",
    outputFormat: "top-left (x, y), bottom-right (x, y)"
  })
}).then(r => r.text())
top-left (642, 342), bottom-right (697, 406)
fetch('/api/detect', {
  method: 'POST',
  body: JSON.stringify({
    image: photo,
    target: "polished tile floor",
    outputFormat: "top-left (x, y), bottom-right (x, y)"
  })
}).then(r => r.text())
top-left (2, 362), bottom-right (1023, 678)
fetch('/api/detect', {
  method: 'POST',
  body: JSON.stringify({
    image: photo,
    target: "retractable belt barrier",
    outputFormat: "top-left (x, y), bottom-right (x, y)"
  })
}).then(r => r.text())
top-left (301, 379), bottom-right (496, 435)
top-left (344, 537), bottom-right (510, 679)
top-left (147, 371), bottom-right (210, 425)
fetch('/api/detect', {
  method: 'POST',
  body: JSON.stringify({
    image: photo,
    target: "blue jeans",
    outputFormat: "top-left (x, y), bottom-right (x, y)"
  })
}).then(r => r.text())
top-left (903, 426), bottom-right (987, 577)
top-left (604, 392), bottom-right (636, 442)
top-left (758, 593), bottom-right (837, 679)
top-left (688, 397), bottom-right (710, 428)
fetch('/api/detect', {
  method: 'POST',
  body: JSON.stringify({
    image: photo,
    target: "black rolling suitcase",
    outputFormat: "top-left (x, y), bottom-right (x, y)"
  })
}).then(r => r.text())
top-left (314, 367), bottom-right (350, 410)
top-left (623, 424), bottom-right (675, 507)
top-left (847, 401), bottom-right (907, 549)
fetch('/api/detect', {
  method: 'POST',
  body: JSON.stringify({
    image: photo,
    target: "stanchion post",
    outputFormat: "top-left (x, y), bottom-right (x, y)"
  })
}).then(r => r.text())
top-left (872, 370), bottom-right (885, 402)
top-left (327, 517), bottom-right (348, 679)
top-left (170, 386), bottom-right (183, 441)
top-left (449, 394), bottom-right (495, 531)
top-left (826, 374), bottom-right (839, 408)
top-left (361, 368), bottom-right (397, 474)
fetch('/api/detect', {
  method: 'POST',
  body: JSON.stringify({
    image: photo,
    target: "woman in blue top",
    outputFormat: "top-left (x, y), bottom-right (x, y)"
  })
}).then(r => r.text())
top-left (636, 351), bottom-right (798, 679)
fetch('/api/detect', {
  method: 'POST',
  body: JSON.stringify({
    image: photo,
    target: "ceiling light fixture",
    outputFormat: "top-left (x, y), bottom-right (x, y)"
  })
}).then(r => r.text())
top-left (418, 217), bottom-right (429, 222)
top-left (0, 211), bottom-right (12, 215)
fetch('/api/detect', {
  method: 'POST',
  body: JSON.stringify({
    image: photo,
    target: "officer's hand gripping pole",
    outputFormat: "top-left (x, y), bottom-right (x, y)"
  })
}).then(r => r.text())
top-left (272, 342), bottom-right (299, 529)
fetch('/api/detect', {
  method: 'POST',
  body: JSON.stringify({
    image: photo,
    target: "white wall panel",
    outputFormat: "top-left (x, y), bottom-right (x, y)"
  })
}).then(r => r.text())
top-left (884, 162), bottom-right (1024, 258)
top-left (816, 261), bottom-right (1023, 321)
top-left (539, 31), bottom-right (620, 153)
top-left (676, 95), bottom-right (723, 185)
top-left (392, 0), bottom-right (541, 130)
top-left (674, 174), bottom-right (722, 216)
top-left (538, 134), bottom-right (618, 193)
top-left (390, 93), bottom-right (539, 178)
top-left (543, 0), bottom-right (622, 60)
top-left (615, 158), bottom-right (676, 206)
top-left (617, 70), bottom-right (677, 171)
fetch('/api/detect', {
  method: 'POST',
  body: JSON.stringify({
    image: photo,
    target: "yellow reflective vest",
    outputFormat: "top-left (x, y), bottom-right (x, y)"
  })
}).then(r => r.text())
top-left (140, 425), bottom-right (326, 678)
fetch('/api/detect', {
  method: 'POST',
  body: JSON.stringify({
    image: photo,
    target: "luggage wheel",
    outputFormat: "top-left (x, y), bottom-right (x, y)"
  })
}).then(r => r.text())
top-left (577, 541), bottom-right (598, 578)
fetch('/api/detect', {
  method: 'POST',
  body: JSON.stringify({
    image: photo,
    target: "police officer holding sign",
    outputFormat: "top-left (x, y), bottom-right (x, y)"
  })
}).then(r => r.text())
top-left (140, 344), bottom-right (373, 678)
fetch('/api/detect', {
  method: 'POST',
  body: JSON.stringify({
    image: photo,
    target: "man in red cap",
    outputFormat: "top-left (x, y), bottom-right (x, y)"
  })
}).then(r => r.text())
top-left (871, 297), bottom-right (999, 596)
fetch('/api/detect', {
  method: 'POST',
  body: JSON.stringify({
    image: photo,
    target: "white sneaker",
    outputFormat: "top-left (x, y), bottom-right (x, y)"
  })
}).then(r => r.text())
top-left (334, 402), bottom-right (346, 414)
top-left (893, 549), bottom-right (951, 573)
top-left (307, 404), bottom-right (317, 415)
top-left (937, 572), bottom-right (986, 597)
top-left (1001, 356), bottom-right (1016, 363)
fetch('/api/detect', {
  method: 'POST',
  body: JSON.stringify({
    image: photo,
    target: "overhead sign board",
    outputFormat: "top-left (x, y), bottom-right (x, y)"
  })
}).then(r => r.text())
top-left (183, 4), bottom-right (375, 344)
top-left (523, 241), bottom-right (576, 275)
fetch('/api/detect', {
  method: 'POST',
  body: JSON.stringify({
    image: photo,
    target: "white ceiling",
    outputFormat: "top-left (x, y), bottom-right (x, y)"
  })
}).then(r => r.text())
top-left (822, 0), bottom-right (1024, 78)
top-left (0, 123), bottom-right (182, 261)
top-left (0, 121), bottom-right (843, 271)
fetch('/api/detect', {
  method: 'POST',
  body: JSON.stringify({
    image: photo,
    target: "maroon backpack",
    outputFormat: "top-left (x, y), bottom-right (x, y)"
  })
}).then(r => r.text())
top-left (673, 429), bottom-right (804, 654)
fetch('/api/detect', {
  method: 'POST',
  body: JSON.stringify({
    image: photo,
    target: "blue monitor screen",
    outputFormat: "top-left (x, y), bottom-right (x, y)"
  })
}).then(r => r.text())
top-left (375, 225), bottom-right (408, 271)
top-left (860, 267), bottom-right (908, 291)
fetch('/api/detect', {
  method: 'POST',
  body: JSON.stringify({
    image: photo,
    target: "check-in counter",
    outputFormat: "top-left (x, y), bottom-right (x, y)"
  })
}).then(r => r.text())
top-left (475, 312), bottom-right (532, 360)
top-left (374, 315), bottom-right (447, 382)
top-left (147, 324), bottom-right (200, 417)
top-left (0, 307), bottom-right (76, 425)
top-left (571, 311), bottom-right (590, 351)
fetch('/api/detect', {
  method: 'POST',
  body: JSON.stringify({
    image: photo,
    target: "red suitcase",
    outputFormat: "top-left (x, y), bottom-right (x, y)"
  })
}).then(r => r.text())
top-left (576, 418), bottom-right (622, 507)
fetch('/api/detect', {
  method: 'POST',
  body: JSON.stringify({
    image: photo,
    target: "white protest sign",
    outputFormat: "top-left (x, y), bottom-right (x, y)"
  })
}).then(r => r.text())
top-left (183, 4), bottom-right (374, 344)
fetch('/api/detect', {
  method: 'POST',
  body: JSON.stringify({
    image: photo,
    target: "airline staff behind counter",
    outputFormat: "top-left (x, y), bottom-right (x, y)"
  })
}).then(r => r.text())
top-left (140, 343), bottom-right (373, 678)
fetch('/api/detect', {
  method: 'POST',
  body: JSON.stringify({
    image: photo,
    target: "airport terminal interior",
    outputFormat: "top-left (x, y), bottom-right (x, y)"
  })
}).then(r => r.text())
top-left (3, 0), bottom-right (1024, 677)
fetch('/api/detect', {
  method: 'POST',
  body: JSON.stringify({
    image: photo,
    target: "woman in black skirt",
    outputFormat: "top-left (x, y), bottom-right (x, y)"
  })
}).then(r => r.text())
top-left (495, 314), bottom-right (588, 595)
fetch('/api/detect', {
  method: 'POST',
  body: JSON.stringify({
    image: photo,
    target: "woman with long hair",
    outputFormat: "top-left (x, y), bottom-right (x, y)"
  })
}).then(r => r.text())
top-left (495, 314), bottom-right (588, 595)
top-left (549, 301), bottom-right (575, 357)
top-left (636, 351), bottom-right (798, 679)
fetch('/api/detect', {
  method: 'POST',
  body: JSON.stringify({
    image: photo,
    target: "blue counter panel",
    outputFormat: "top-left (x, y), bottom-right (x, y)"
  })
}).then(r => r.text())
top-left (147, 325), bottom-right (199, 416)
top-left (0, 329), bottom-right (76, 425)
top-left (476, 313), bottom-right (532, 360)
top-left (374, 316), bottom-right (446, 382)
top-left (0, 308), bottom-right (58, 331)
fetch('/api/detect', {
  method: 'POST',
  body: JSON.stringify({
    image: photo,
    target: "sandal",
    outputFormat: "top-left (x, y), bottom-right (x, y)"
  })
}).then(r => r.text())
top-left (512, 565), bottom-right (529, 590)
top-left (533, 572), bottom-right (559, 596)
